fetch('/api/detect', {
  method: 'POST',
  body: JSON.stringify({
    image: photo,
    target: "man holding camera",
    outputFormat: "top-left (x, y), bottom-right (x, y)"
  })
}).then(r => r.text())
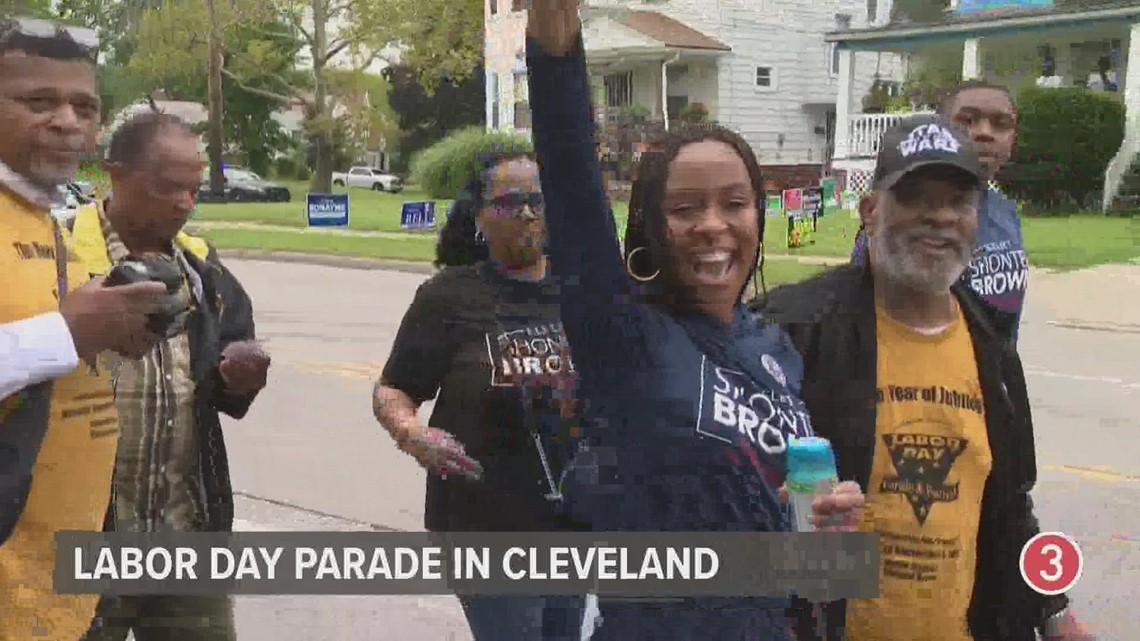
top-left (0, 18), bottom-right (174, 641)
top-left (69, 112), bottom-right (270, 641)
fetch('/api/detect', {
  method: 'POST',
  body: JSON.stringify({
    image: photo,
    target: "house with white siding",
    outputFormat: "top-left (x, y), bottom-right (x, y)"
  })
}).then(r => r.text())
top-left (827, 0), bottom-right (1140, 209)
top-left (484, 0), bottom-right (905, 189)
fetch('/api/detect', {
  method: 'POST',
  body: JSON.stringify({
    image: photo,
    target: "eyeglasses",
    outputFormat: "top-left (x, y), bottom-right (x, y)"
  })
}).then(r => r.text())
top-left (0, 17), bottom-right (99, 55)
top-left (485, 191), bottom-right (545, 218)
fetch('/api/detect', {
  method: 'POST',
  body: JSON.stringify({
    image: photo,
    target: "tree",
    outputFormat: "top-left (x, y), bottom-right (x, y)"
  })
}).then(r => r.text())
top-left (350, 0), bottom-right (484, 93)
top-left (384, 63), bottom-right (484, 173)
top-left (129, 1), bottom-right (306, 186)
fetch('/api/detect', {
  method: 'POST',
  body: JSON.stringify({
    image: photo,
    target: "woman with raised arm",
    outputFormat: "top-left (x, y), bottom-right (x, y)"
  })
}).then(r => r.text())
top-left (526, 2), bottom-right (864, 640)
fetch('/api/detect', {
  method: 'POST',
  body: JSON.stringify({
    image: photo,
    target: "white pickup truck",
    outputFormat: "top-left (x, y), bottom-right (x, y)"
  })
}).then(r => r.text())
top-left (331, 166), bottom-right (403, 193)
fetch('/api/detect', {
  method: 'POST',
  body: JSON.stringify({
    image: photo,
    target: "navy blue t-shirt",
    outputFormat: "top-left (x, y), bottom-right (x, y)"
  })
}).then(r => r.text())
top-left (851, 187), bottom-right (1028, 339)
top-left (528, 39), bottom-right (805, 640)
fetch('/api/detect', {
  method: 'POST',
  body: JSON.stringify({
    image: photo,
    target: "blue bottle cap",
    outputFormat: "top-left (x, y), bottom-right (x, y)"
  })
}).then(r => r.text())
top-left (786, 436), bottom-right (837, 480)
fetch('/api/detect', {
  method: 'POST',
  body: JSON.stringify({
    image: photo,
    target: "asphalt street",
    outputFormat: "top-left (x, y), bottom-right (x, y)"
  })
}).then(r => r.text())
top-left (212, 258), bottom-right (1139, 641)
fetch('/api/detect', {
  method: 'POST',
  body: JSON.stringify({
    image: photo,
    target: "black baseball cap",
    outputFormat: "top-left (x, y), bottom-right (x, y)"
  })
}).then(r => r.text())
top-left (872, 114), bottom-right (985, 191)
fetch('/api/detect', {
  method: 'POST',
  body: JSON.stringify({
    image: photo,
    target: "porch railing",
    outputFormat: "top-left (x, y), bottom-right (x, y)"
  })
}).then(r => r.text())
top-left (846, 111), bottom-right (934, 158)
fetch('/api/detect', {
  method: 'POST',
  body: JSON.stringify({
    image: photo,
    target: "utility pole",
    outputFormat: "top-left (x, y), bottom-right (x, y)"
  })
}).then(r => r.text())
top-left (204, 0), bottom-right (226, 198)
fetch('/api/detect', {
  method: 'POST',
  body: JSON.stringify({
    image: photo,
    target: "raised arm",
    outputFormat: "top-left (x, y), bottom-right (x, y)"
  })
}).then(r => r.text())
top-left (526, 0), bottom-right (653, 368)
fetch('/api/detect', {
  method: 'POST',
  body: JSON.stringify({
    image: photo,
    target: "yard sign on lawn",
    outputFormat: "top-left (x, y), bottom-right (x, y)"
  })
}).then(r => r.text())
top-left (400, 201), bottom-right (437, 230)
top-left (307, 194), bottom-right (349, 228)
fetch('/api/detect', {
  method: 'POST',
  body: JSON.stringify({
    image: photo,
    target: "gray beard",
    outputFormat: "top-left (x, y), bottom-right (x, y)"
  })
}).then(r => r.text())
top-left (870, 228), bottom-right (970, 295)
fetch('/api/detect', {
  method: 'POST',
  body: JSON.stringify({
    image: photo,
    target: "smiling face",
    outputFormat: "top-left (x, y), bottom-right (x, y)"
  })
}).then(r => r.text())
top-left (865, 165), bottom-right (980, 295)
top-left (945, 87), bottom-right (1016, 180)
top-left (659, 140), bottom-right (760, 319)
top-left (0, 51), bottom-right (98, 189)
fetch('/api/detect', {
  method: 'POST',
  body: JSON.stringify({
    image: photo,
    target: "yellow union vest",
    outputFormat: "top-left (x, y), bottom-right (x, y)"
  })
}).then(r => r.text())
top-left (0, 190), bottom-right (119, 641)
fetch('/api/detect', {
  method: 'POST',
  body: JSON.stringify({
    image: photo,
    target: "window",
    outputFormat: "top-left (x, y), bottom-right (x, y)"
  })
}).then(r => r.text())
top-left (511, 0), bottom-right (524, 10)
top-left (828, 44), bottom-right (840, 76)
top-left (490, 0), bottom-right (497, 15)
top-left (666, 95), bottom-right (688, 118)
top-left (514, 102), bottom-right (532, 129)
top-left (604, 71), bottom-right (633, 108)
top-left (755, 66), bottom-right (773, 89)
top-left (489, 72), bottom-right (500, 129)
top-left (866, 0), bottom-right (878, 23)
top-left (1039, 45), bottom-right (1056, 76)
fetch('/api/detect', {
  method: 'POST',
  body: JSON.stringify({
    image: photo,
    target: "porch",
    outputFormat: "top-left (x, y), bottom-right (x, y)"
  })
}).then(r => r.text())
top-left (580, 7), bottom-right (730, 186)
top-left (826, 3), bottom-right (1140, 204)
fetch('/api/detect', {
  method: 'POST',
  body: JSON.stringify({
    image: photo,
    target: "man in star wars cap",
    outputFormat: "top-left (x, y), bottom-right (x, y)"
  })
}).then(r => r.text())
top-left (753, 115), bottom-right (1093, 641)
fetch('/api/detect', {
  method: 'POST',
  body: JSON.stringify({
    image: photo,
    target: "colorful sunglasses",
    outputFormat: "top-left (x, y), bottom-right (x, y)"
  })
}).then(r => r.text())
top-left (486, 191), bottom-right (545, 216)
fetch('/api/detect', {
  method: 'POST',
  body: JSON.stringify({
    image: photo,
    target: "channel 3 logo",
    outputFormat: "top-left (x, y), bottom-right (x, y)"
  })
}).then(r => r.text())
top-left (1019, 532), bottom-right (1084, 595)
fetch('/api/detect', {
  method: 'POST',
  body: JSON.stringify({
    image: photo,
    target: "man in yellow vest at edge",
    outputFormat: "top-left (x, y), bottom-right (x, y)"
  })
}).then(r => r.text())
top-left (0, 18), bottom-right (168, 641)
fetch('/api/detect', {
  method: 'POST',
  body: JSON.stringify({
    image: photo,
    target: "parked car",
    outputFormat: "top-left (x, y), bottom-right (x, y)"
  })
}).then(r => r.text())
top-left (51, 182), bottom-right (94, 230)
top-left (332, 166), bottom-right (403, 193)
top-left (199, 167), bottom-right (292, 203)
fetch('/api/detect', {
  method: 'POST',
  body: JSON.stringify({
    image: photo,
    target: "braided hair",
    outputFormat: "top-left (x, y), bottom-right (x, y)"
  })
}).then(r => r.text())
top-left (623, 122), bottom-right (768, 307)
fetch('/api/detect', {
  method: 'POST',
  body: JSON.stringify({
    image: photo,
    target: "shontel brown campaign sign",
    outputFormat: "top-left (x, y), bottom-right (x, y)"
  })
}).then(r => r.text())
top-left (57, 532), bottom-right (879, 601)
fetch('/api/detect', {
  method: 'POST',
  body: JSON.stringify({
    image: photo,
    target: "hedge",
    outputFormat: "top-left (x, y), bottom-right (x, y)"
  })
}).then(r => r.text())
top-left (410, 127), bottom-right (533, 199)
top-left (998, 87), bottom-right (1125, 209)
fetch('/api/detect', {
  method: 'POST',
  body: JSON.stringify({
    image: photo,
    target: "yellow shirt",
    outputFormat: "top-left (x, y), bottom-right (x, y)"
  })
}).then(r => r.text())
top-left (0, 188), bottom-right (119, 640)
top-left (844, 303), bottom-right (993, 641)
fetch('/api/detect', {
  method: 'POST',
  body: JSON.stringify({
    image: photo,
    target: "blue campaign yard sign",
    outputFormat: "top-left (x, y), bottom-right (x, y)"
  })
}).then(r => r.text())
top-left (400, 201), bottom-right (436, 230)
top-left (307, 193), bottom-right (349, 227)
top-left (955, 0), bottom-right (1053, 14)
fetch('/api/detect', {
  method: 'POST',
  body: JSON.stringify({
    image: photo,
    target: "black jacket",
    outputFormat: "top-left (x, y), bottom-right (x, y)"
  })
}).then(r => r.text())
top-left (103, 245), bottom-right (258, 533)
top-left (752, 264), bottom-right (1067, 641)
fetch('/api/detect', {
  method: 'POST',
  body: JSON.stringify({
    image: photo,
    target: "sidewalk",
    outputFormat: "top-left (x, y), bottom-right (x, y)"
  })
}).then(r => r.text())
top-left (230, 495), bottom-right (474, 641)
top-left (1028, 264), bottom-right (1140, 330)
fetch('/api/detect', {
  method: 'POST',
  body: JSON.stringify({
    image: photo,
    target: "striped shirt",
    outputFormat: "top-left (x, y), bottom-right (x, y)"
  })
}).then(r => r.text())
top-left (98, 208), bottom-right (208, 532)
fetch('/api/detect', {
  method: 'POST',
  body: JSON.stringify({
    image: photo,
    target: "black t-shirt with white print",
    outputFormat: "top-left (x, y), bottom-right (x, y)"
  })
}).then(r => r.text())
top-left (381, 261), bottom-right (577, 532)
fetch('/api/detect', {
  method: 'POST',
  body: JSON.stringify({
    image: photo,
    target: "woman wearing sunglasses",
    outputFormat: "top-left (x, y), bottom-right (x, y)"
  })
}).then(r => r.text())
top-left (372, 151), bottom-right (583, 640)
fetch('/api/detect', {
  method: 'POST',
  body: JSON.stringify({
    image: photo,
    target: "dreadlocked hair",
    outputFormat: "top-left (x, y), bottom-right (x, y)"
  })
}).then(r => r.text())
top-left (434, 150), bottom-right (533, 268)
top-left (623, 121), bottom-right (768, 309)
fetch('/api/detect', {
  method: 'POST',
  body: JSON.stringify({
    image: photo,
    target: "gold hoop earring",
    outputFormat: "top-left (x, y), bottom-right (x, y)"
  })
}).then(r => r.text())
top-left (625, 246), bottom-right (660, 283)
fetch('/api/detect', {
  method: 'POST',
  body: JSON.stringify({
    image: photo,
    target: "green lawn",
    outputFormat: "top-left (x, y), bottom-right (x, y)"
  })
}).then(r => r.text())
top-left (196, 183), bottom-right (1140, 269)
top-left (199, 225), bottom-right (829, 287)
top-left (193, 180), bottom-right (635, 234)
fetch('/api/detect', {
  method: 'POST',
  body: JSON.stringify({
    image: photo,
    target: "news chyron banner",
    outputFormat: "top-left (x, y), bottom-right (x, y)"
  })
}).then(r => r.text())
top-left (56, 532), bottom-right (879, 602)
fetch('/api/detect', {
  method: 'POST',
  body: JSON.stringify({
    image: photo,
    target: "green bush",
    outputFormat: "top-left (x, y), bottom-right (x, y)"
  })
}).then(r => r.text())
top-left (275, 156), bottom-right (298, 180)
top-left (410, 127), bottom-right (533, 199)
top-left (999, 87), bottom-right (1125, 209)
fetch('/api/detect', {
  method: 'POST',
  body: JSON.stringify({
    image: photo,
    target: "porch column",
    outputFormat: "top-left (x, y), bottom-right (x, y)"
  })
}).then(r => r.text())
top-left (834, 44), bottom-right (856, 161)
top-left (962, 38), bottom-right (982, 80)
top-left (1124, 24), bottom-right (1140, 126)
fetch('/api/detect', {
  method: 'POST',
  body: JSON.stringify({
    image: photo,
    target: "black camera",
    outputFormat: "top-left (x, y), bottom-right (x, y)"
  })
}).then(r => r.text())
top-left (103, 257), bottom-right (192, 339)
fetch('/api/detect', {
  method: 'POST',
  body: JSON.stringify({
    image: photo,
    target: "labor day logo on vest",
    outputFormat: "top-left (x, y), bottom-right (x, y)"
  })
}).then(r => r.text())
top-left (486, 321), bottom-right (576, 388)
top-left (965, 240), bottom-right (1029, 314)
top-left (898, 124), bottom-right (961, 158)
top-left (695, 356), bottom-right (813, 486)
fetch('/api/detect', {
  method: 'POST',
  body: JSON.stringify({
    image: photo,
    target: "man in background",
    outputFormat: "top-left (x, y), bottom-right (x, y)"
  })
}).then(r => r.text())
top-left (851, 81), bottom-right (1027, 343)
top-left (74, 112), bottom-right (270, 641)
top-left (0, 18), bottom-right (169, 641)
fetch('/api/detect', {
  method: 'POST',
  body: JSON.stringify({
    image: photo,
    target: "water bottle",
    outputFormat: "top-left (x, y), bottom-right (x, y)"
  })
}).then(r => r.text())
top-left (786, 436), bottom-right (839, 532)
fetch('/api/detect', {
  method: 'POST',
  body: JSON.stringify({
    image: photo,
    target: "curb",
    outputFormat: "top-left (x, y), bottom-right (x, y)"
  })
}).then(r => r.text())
top-left (218, 248), bottom-right (847, 273)
top-left (217, 249), bottom-right (436, 275)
